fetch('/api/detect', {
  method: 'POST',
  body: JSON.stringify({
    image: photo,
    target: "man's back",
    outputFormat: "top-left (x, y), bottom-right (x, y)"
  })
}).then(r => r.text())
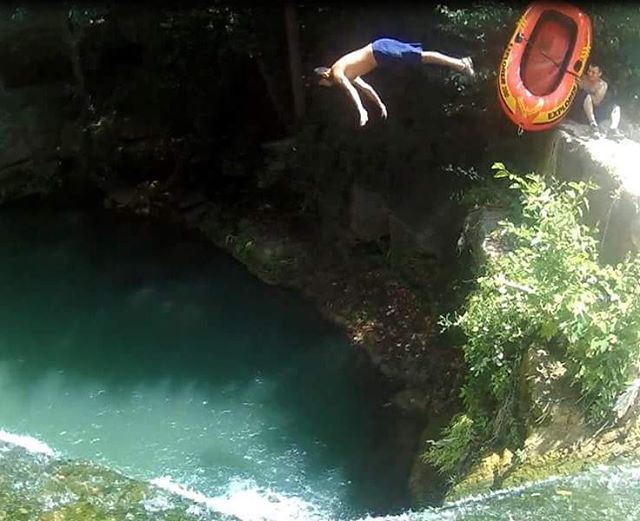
top-left (330, 44), bottom-right (377, 80)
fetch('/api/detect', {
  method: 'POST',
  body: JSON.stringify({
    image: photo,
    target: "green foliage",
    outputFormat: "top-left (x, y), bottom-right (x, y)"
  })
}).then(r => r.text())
top-left (586, 4), bottom-right (640, 119)
top-left (423, 414), bottom-right (487, 474)
top-left (426, 163), bottom-right (640, 475)
top-left (435, 2), bottom-right (518, 45)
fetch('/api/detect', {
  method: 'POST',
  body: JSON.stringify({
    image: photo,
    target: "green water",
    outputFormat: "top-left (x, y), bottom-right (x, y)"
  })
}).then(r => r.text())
top-left (0, 208), bottom-right (415, 520)
top-left (2, 208), bottom-right (640, 520)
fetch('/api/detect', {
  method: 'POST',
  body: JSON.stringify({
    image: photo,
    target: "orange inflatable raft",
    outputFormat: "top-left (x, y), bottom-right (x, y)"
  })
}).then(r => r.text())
top-left (497, 2), bottom-right (592, 132)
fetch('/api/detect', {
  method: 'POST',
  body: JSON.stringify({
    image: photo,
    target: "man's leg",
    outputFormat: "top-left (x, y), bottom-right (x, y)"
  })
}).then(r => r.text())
top-left (607, 105), bottom-right (624, 139)
top-left (420, 51), bottom-right (474, 76)
top-left (582, 94), bottom-right (597, 126)
top-left (610, 105), bottom-right (621, 130)
top-left (582, 94), bottom-right (603, 137)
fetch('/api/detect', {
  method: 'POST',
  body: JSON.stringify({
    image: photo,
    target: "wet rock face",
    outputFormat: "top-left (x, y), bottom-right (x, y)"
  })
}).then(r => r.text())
top-left (0, 8), bottom-right (75, 202)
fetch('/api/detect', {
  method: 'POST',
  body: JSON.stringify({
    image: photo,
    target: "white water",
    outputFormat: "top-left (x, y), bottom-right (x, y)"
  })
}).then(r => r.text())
top-left (4, 428), bottom-right (640, 521)
top-left (152, 476), bottom-right (329, 521)
top-left (0, 429), bottom-right (56, 456)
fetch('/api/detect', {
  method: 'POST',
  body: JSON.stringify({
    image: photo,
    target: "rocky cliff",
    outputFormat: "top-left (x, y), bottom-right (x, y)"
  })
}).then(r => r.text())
top-left (437, 119), bottom-right (640, 503)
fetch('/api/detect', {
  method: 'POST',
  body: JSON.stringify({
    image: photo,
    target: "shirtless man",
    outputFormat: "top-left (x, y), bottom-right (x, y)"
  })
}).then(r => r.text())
top-left (574, 63), bottom-right (623, 139)
top-left (314, 38), bottom-right (475, 127)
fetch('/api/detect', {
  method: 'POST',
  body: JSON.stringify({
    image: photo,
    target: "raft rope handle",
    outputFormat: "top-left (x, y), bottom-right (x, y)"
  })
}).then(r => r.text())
top-left (515, 32), bottom-right (582, 79)
top-left (517, 125), bottom-right (524, 136)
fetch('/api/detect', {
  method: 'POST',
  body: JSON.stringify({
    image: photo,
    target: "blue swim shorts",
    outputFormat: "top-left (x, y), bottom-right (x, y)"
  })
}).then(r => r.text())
top-left (371, 38), bottom-right (423, 67)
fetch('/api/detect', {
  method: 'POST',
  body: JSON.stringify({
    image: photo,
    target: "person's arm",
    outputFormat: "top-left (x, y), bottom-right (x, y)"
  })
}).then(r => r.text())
top-left (591, 80), bottom-right (608, 106)
top-left (333, 72), bottom-right (369, 126)
top-left (353, 77), bottom-right (387, 119)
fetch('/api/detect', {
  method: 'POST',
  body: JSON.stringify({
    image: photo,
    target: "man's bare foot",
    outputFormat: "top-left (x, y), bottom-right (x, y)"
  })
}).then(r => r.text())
top-left (460, 57), bottom-right (475, 78)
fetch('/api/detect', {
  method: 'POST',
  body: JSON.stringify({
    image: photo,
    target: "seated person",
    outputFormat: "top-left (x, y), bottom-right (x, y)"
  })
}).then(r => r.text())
top-left (314, 38), bottom-right (474, 127)
top-left (570, 63), bottom-right (623, 139)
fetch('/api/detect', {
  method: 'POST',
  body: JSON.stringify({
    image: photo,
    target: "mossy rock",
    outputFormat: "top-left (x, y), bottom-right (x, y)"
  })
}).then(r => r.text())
top-left (445, 448), bottom-right (514, 502)
top-left (0, 442), bottom-right (235, 521)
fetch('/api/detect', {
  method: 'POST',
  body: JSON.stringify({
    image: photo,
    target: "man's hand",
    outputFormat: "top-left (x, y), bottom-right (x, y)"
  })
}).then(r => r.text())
top-left (380, 103), bottom-right (388, 119)
top-left (359, 109), bottom-right (369, 127)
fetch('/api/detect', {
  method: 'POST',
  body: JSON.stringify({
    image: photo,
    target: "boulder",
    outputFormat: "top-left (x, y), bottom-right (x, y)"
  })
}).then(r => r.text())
top-left (349, 182), bottom-right (390, 241)
top-left (544, 120), bottom-right (640, 262)
top-left (389, 198), bottom-right (465, 261)
top-left (457, 205), bottom-right (508, 264)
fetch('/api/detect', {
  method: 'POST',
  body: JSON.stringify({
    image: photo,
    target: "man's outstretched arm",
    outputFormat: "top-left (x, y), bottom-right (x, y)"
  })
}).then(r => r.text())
top-left (334, 73), bottom-right (369, 126)
top-left (353, 77), bottom-right (387, 118)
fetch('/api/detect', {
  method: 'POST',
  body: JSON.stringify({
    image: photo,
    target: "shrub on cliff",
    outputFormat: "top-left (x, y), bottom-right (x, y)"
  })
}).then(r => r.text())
top-left (425, 163), bottom-right (640, 476)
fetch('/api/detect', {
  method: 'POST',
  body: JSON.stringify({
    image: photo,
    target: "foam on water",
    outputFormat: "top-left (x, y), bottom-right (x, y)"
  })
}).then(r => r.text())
top-left (0, 429), bottom-right (56, 457)
top-left (151, 476), bottom-right (329, 521)
top-left (4, 427), bottom-right (640, 521)
top-left (0, 430), bottom-right (327, 520)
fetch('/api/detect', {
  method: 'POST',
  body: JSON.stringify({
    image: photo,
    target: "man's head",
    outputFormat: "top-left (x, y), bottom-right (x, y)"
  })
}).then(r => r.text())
top-left (314, 66), bottom-right (333, 87)
top-left (586, 64), bottom-right (603, 81)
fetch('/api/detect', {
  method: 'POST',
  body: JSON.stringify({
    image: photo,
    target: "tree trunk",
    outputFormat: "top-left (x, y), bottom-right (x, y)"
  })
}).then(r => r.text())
top-left (284, 0), bottom-right (305, 124)
top-left (255, 54), bottom-right (289, 131)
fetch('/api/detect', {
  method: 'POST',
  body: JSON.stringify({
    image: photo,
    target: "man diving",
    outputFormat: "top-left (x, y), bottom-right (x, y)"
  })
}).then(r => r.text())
top-left (314, 38), bottom-right (475, 127)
